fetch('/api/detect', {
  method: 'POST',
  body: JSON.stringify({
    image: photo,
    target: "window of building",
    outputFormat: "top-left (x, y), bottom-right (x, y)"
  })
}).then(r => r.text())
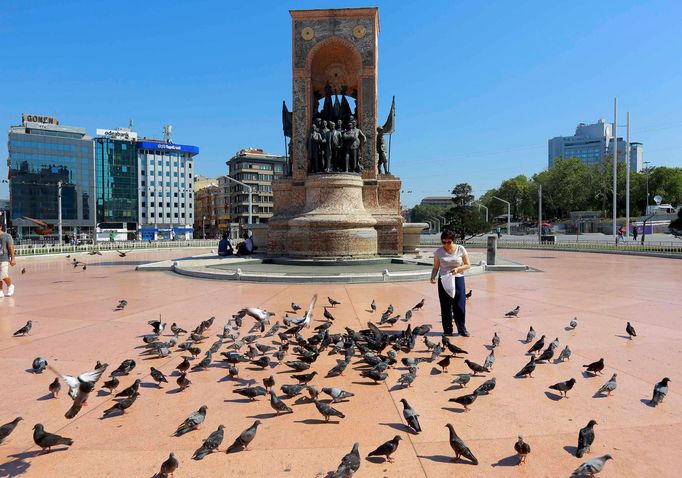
top-left (166, 202), bottom-right (170, 208)
top-left (142, 212), bottom-right (146, 218)
top-left (173, 182), bottom-right (178, 187)
top-left (150, 191), bottom-right (154, 196)
top-left (166, 182), bottom-right (170, 187)
top-left (122, 165), bottom-right (128, 173)
top-left (166, 192), bottom-right (170, 197)
top-left (174, 213), bottom-right (178, 218)
top-left (150, 212), bottom-right (155, 218)
top-left (141, 180), bottom-right (145, 186)
top-left (174, 192), bottom-right (178, 197)
top-left (173, 172), bottom-right (178, 177)
top-left (141, 170), bottom-right (145, 175)
top-left (189, 163), bottom-right (192, 168)
top-left (158, 202), bottom-right (162, 207)
top-left (174, 202), bottom-right (178, 208)
top-left (182, 213), bottom-right (185, 218)
top-left (141, 191), bottom-right (146, 197)
top-left (142, 202), bottom-right (146, 208)
top-left (166, 213), bottom-right (170, 218)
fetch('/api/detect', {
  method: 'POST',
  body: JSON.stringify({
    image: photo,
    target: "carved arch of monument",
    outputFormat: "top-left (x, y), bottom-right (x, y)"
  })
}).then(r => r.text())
top-left (306, 36), bottom-right (363, 96)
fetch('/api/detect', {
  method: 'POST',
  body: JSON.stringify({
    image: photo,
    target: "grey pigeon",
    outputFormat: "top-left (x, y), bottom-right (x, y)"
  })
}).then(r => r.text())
top-left (150, 367), bottom-right (168, 386)
top-left (291, 371), bottom-right (317, 384)
top-left (569, 317), bottom-right (578, 329)
top-left (322, 387), bottom-right (354, 403)
top-left (576, 420), bottom-right (597, 458)
top-left (483, 350), bottom-right (495, 369)
top-left (464, 359), bottom-right (489, 376)
top-left (446, 423), bottom-right (478, 465)
top-left (451, 374), bottom-right (471, 388)
top-left (0, 417), bottom-right (22, 444)
top-left (650, 377), bottom-right (670, 406)
top-left (314, 400), bottom-right (345, 422)
top-left (270, 390), bottom-right (293, 415)
top-left (327, 358), bottom-right (350, 377)
top-left (399, 399), bottom-right (421, 434)
top-left (102, 391), bottom-right (140, 416)
top-left (233, 386), bottom-right (267, 400)
top-left (306, 384), bottom-right (320, 400)
top-left (449, 392), bottom-right (478, 412)
top-left (367, 435), bottom-right (401, 463)
top-left (176, 372), bottom-right (192, 391)
top-left (112, 359), bottom-right (136, 375)
top-left (549, 378), bottom-right (576, 398)
top-left (115, 379), bottom-right (141, 398)
top-left (626, 322), bottom-right (637, 339)
top-left (49, 377), bottom-right (61, 398)
top-left (331, 442), bottom-right (360, 478)
top-left (174, 405), bottom-right (208, 436)
top-left (491, 332), bottom-right (500, 348)
top-left (280, 383), bottom-right (305, 397)
top-left (536, 346), bottom-right (555, 363)
top-left (159, 452), bottom-right (179, 477)
top-left (291, 302), bottom-right (301, 311)
top-left (192, 425), bottom-right (225, 460)
top-left (473, 377), bottom-right (496, 396)
top-left (32, 357), bottom-right (48, 373)
top-left (397, 368), bottom-right (417, 388)
top-left (424, 336), bottom-right (437, 350)
top-left (572, 454), bottom-right (613, 476)
top-left (525, 326), bottom-right (536, 343)
top-left (558, 345), bottom-right (572, 362)
top-left (514, 436), bottom-right (530, 465)
top-left (170, 323), bottom-right (187, 335)
top-left (412, 324), bottom-right (431, 335)
top-left (65, 381), bottom-right (95, 419)
top-left (505, 306), bottom-right (520, 317)
top-left (360, 370), bottom-right (388, 383)
top-left (32, 423), bottom-right (73, 451)
top-left (13, 320), bottom-right (32, 336)
top-left (596, 374), bottom-right (617, 397)
top-left (226, 420), bottom-right (261, 453)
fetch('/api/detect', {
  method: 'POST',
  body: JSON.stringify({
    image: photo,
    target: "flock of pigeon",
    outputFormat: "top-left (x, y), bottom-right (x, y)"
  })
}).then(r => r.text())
top-left (2, 288), bottom-right (673, 477)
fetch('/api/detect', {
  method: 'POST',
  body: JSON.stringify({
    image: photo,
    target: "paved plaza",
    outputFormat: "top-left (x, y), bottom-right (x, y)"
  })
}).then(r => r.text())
top-left (1, 248), bottom-right (680, 477)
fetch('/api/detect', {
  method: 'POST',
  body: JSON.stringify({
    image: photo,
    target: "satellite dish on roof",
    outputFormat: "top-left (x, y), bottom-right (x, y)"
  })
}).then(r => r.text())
top-left (654, 195), bottom-right (662, 205)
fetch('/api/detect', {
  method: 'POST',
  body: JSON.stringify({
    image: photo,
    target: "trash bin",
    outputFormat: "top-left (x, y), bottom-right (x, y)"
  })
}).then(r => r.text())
top-left (540, 235), bottom-right (556, 244)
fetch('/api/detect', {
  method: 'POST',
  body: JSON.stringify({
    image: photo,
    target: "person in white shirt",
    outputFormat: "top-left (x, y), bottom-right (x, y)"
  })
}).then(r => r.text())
top-left (430, 229), bottom-right (471, 337)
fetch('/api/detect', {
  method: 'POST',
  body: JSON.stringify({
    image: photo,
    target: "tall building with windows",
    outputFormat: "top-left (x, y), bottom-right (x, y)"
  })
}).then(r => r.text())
top-left (548, 119), bottom-right (643, 172)
top-left (8, 115), bottom-right (95, 240)
top-left (94, 128), bottom-right (139, 239)
top-left (226, 149), bottom-right (286, 225)
top-left (137, 138), bottom-right (199, 240)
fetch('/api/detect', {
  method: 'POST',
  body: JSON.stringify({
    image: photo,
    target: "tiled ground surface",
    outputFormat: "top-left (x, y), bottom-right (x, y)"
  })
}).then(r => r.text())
top-left (0, 248), bottom-right (680, 477)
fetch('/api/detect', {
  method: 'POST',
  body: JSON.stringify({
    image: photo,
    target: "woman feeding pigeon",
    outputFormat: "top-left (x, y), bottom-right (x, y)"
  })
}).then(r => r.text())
top-left (430, 229), bottom-right (471, 337)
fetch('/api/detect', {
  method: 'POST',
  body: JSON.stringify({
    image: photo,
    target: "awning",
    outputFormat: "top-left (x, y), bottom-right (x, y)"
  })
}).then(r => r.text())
top-left (139, 228), bottom-right (158, 233)
top-left (172, 227), bottom-right (194, 233)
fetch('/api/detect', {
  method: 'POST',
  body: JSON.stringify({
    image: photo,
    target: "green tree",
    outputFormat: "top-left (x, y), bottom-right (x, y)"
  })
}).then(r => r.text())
top-left (670, 209), bottom-right (682, 239)
top-left (445, 183), bottom-right (490, 240)
top-left (410, 204), bottom-right (447, 223)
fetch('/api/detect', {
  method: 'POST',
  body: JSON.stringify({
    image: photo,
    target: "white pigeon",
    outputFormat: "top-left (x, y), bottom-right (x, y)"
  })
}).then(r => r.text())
top-left (572, 454), bottom-right (613, 476)
top-left (50, 363), bottom-right (108, 400)
top-left (287, 294), bottom-right (318, 328)
top-left (569, 317), bottom-right (578, 329)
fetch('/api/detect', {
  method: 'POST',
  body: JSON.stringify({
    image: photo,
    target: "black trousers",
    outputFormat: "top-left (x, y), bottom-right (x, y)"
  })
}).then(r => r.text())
top-left (438, 276), bottom-right (467, 335)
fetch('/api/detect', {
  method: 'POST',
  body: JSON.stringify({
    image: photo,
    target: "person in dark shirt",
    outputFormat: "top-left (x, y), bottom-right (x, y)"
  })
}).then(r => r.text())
top-left (218, 233), bottom-right (233, 256)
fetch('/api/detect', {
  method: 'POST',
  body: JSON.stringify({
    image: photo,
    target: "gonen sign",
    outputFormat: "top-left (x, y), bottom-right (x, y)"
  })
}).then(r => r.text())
top-left (22, 114), bottom-right (59, 125)
top-left (96, 129), bottom-right (138, 141)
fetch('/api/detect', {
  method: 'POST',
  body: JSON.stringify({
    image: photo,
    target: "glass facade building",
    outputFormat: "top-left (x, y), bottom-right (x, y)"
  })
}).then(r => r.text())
top-left (8, 121), bottom-right (94, 239)
top-left (95, 135), bottom-right (138, 229)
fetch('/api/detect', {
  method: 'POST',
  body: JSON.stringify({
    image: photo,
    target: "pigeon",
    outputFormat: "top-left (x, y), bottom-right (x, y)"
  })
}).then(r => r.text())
top-left (576, 420), bottom-right (597, 458)
top-left (176, 357), bottom-right (191, 373)
top-left (650, 377), bottom-right (670, 406)
top-left (49, 377), bottom-right (61, 398)
top-left (473, 377), bottom-right (496, 396)
top-left (514, 356), bottom-right (536, 378)
top-left (226, 420), bottom-right (261, 453)
top-left (367, 435), bottom-right (402, 463)
top-left (323, 307), bottom-right (336, 321)
top-left (397, 368), bottom-right (417, 388)
top-left (191, 352), bottom-right (213, 371)
top-left (583, 358), bottom-right (604, 376)
top-left (263, 375), bottom-right (275, 392)
top-left (176, 372), bottom-right (192, 390)
top-left (159, 452), bottom-right (179, 478)
top-left (451, 374), bottom-right (471, 388)
top-left (0, 417), bottom-right (22, 444)
top-left (596, 374), bottom-right (618, 397)
top-left (403, 309), bottom-right (412, 321)
top-left (146, 367), bottom-right (167, 387)
top-left (174, 405), bottom-right (208, 436)
top-left (115, 299), bottom-right (127, 310)
top-left (291, 371), bottom-right (318, 384)
top-left (64, 381), bottom-right (95, 419)
top-left (148, 318), bottom-right (166, 336)
top-left (322, 387), bottom-right (354, 403)
top-left (569, 317), bottom-right (578, 329)
top-left (291, 302), bottom-right (302, 311)
top-left (314, 399), bottom-right (345, 422)
top-left (491, 332), bottom-right (500, 348)
top-left (115, 379), bottom-right (141, 398)
top-left (411, 298), bottom-right (425, 311)
top-left (514, 436), bottom-right (531, 465)
top-left (21, 267), bottom-right (26, 274)
top-left (327, 359), bottom-right (350, 377)
top-left (54, 362), bottom-right (108, 402)
top-left (437, 355), bottom-right (452, 372)
top-left (449, 392), bottom-right (478, 411)
top-left (572, 454), bottom-right (613, 476)
top-left (192, 425), bottom-right (225, 460)
top-left (280, 383), bottom-right (305, 397)
top-left (13, 320), bottom-right (32, 336)
top-left (549, 378), bottom-right (576, 398)
top-left (370, 299), bottom-right (376, 312)
top-left (112, 359), bottom-right (136, 375)
top-left (483, 350), bottom-right (495, 370)
top-left (465, 289), bottom-right (472, 299)
top-left (536, 346), bottom-right (555, 363)
top-left (558, 345), bottom-right (572, 362)
top-left (527, 335), bottom-right (545, 355)
top-left (331, 442), bottom-right (360, 478)
top-left (360, 370), bottom-right (388, 383)
top-left (464, 359), bottom-right (489, 376)
top-left (505, 306), bottom-right (520, 317)
top-left (270, 390), bottom-right (293, 415)
top-left (170, 323), bottom-right (187, 335)
top-left (442, 339), bottom-right (468, 356)
top-left (412, 324), bottom-right (432, 335)
top-left (233, 386), bottom-right (267, 400)
top-left (264, 322), bottom-right (281, 338)
top-left (626, 322), bottom-right (637, 339)
top-left (328, 296), bottom-right (341, 307)
top-left (102, 391), bottom-right (140, 416)
top-left (446, 423), bottom-right (478, 465)
top-left (399, 399), bottom-right (421, 433)
top-left (32, 357), bottom-right (48, 373)
top-left (525, 326), bottom-right (536, 343)
top-left (424, 336), bottom-right (437, 350)
top-left (32, 423), bottom-right (73, 452)
top-left (102, 377), bottom-right (119, 394)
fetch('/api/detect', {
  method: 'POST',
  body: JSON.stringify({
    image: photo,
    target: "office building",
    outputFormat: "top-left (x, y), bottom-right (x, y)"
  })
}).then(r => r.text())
top-left (226, 149), bottom-right (286, 225)
top-left (8, 115), bottom-right (95, 240)
top-left (420, 196), bottom-right (453, 208)
top-left (548, 119), bottom-right (643, 172)
top-left (216, 175), bottom-right (232, 234)
top-left (193, 175), bottom-right (218, 191)
top-left (137, 138), bottom-right (199, 240)
top-left (194, 183), bottom-right (221, 239)
top-left (94, 128), bottom-right (139, 240)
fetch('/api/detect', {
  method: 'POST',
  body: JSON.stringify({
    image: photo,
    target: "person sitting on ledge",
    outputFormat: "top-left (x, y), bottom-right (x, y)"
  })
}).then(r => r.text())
top-left (237, 232), bottom-right (254, 256)
top-left (217, 233), bottom-right (233, 257)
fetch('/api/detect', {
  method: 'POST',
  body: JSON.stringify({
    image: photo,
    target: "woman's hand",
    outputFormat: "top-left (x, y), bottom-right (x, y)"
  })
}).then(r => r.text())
top-left (430, 278), bottom-right (437, 284)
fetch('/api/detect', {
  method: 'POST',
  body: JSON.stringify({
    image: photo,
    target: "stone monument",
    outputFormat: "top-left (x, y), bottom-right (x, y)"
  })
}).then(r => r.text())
top-left (268, 7), bottom-right (403, 258)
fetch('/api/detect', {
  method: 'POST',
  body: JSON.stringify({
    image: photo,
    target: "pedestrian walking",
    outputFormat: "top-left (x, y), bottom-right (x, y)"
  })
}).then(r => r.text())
top-left (632, 225), bottom-right (638, 242)
top-left (0, 224), bottom-right (17, 298)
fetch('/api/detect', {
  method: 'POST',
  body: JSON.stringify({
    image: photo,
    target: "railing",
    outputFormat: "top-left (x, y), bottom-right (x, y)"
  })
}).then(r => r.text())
top-left (13, 239), bottom-right (218, 257)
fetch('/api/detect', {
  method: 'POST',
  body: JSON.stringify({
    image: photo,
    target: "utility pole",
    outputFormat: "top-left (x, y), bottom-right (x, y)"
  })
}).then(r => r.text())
top-left (492, 196), bottom-right (511, 236)
top-left (625, 111), bottom-right (631, 238)
top-left (57, 180), bottom-right (63, 244)
top-left (223, 176), bottom-right (253, 225)
top-left (612, 97), bottom-right (618, 238)
top-left (538, 185), bottom-right (543, 242)
top-left (643, 160), bottom-right (651, 212)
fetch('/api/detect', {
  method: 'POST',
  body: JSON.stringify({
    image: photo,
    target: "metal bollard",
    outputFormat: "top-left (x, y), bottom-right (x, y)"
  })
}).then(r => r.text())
top-left (487, 235), bottom-right (497, 265)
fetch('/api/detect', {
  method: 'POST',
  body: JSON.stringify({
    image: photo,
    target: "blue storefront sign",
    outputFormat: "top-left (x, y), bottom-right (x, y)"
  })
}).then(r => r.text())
top-left (137, 141), bottom-right (199, 154)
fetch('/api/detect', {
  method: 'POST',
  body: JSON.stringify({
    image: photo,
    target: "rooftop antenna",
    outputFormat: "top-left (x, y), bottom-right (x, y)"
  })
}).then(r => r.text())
top-left (163, 124), bottom-right (173, 143)
top-left (128, 118), bottom-right (134, 130)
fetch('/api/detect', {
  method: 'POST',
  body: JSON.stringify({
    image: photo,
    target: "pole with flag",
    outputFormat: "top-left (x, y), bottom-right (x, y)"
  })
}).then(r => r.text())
top-left (381, 96), bottom-right (396, 173)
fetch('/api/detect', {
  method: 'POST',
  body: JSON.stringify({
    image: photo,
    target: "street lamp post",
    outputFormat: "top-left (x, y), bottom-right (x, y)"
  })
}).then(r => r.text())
top-left (57, 180), bottom-right (63, 245)
top-left (643, 160), bottom-right (651, 213)
top-left (472, 202), bottom-right (488, 222)
top-left (492, 196), bottom-right (511, 236)
top-left (223, 176), bottom-right (253, 225)
top-left (202, 215), bottom-right (206, 239)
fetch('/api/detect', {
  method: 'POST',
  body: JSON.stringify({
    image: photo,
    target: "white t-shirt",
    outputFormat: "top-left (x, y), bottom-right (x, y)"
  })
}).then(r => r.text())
top-left (435, 245), bottom-right (468, 278)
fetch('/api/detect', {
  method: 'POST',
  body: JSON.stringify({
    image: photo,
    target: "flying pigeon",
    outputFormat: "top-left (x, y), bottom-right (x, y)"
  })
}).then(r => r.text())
top-left (367, 435), bottom-right (402, 463)
top-left (174, 405), bottom-right (208, 436)
top-left (596, 374), bottom-right (617, 397)
top-left (514, 436), bottom-right (531, 465)
top-left (226, 420), bottom-right (261, 453)
top-left (399, 399), bottom-right (421, 434)
top-left (576, 420), bottom-right (597, 458)
top-left (192, 425), bottom-right (225, 460)
top-left (0, 417), bottom-right (23, 444)
top-left (572, 454), bottom-right (612, 476)
top-left (650, 377), bottom-right (670, 406)
top-left (505, 306), bottom-right (520, 317)
top-left (32, 423), bottom-right (73, 452)
top-left (446, 423), bottom-right (478, 465)
top-left (549, 378), bottom-right (576, 398)
top-left (331, 442), bottom-right (360, 478)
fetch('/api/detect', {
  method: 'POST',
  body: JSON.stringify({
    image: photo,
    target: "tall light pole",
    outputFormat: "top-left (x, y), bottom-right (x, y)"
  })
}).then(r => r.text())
top-left (472, 202), bottom-right (488, 222)
top-left (538, 185), bottom-right (543, 242)
top-left (612, 97), bottom-right (618, 238)
top-left (492, 196), bottom-right (511, 235)
top-left (643, 160), bottom-right (651, 212)
top-left (57, 180), bottom-right (63, 244)
top-left (625, 111), bottom-right (631, 237)
top-left (202, 215), bottom-right (206, 239)
top-left (223, 176), bottom-right (253, 225)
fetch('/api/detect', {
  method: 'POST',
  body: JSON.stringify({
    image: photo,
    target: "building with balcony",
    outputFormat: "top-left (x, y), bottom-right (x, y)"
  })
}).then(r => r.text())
top-left (226, 148), bottom-right (286, 225)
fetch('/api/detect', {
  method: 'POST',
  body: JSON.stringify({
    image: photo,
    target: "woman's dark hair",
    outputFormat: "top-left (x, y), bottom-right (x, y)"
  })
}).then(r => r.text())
top-left (441, 229), bottom-right (456, 241)
top-left (222, 233), bottom-right (228, 240)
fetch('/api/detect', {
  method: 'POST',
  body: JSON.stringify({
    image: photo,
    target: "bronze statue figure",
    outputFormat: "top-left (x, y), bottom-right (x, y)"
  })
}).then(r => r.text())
top-left (343, 118), bottom-right (365, 173)
top-left (376, 126), bottom-right (389, 174)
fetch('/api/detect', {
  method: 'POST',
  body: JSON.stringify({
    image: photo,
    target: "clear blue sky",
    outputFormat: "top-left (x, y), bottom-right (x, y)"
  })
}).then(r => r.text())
top-left (2, 0), bottom-right (681, 207)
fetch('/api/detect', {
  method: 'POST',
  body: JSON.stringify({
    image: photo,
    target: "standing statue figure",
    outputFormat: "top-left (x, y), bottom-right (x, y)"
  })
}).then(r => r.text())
top-left (308, 124), bottom-right (324, 173)
top-left (335, 120), bottom-right (344, 170)
top-left (320, 120), bottom-right (330, 168)
top-left (324, 122), bottom-right (341, 173)
top-left (376, 126), bottom-right (389, 175)
top-left (342, 119), bottom-right (366, 173)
